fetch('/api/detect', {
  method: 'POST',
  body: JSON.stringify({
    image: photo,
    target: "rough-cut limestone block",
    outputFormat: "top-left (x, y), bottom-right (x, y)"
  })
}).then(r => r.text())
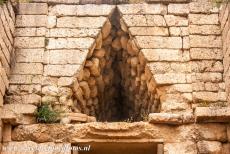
top-left (195, 107), bottom-right (230, 123)
top-left (0, 76), bottom-right (6, 95)
top-left (136, 36), bottom-right (182, 49)
top-left (11, 63), bottom-right (43, 75)
top-left (154, 73), bottom-right (188, 84)
top-left (9, 75), bottom-right (42, 84)
top-left (16, 49), bottom-right (44, 63)
top-left (16, 15), bottom-right (47, 27)
top-left (160, 84), bottom-right (192, 93)
top-left (5, 94), bottom-right (41, 105)
top-left (44, 49), bottom-right (88, 65)
top-left (169, 27), bottom-right (189, 36)
top-left (46, 38), bottom-right (94, 49)
top-left (189, 0), bottom-right (219, 13)
top-left (193, 92), bottom-right (226, 102)
top-left (192, 73), bottom-right (222, 82)
top-left (117, 4), bottom-right (167, 15)
top-left (49, 4), bottom-right (115, 16)
top-left (8, 85), bottom-right (41, 95)
top-left (14, 37), bottom-right (45, 48)
top-left (57, 17), bottom-right (107, 28)
top-left (1, 4), bottom-right (15, 34)
top-left (190, 48), bottom-right (223, 60)
top-left (0, 68), bottom-right (9, 89)
top-left (168, 3), bottom-right (189, 15)
top-left (17, 3), bottom-right (48, 15)
top-left (190, 35), bottom-right (222, 48)
top-left (3, 104), bottom-right (37, 115)
top-left (141, 49), bottom-right (184, 62)
top-left (196, 124), bottom-right (227, 142)
top-left (164, 15), bottom-right (188, 26)
top-left (189, 25), bottom-right (221, 35)
top-left (42, 86), bottom-right (58, 96)
top-left (122, 15), bottom-right (166, 27)
top-left (129, 27), bottom-right (169, 36)
top-left (15, 27), bottom-right (46, 36)
top-left (147, 0), bottom-right (189, 2)
top-left (32, 0), bottom-right (79, 4)
top-left (189, 14), bottom-right (219, 25)
top-left (191, 61), bottom-right (223, 73)
top-left (44, 64), bottom-right (81, 77)
top-left (149, 113), bottom-right (185, 124)
top-left (164, 141), bottom-right (197, 154)
top-left (197, 141), bottom-right (222, 154)
top-left (47, 28), bottom-right (100, 38)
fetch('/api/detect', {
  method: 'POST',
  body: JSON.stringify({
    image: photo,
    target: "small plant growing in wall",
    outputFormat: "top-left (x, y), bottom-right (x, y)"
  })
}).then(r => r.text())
top-left (35, 103), bottom-right (61, 123)
top-left (0, 0), bottom-right (7, 5)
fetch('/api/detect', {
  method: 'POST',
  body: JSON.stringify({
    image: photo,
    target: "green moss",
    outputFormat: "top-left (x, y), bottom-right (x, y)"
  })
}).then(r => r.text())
top-left (35, 104), bottom-right (61, 123)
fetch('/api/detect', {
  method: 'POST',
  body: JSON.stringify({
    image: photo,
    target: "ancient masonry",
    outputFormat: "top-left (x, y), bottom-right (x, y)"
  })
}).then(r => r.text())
top-left (0, 0), bottom-right (230, 153)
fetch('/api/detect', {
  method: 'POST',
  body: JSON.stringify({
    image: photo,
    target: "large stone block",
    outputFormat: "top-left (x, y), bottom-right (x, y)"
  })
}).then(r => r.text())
top-left (136, 36), bottom-right (182, 49)
top-left (195, 107), bottom-right (230, 123)
top-left (15, 27), bottom-right (46, 36)
top-left (189, 0), bottom-right (219, 13)
top-left (191, 61), bottom-right (223, 73)
top-left (10, 75), bottom-right (42, 84)
top-left (154, 73), bottom-right (188, 84)
top-left (44, 49), bottom-right (88, 65)
top-left (57, 17), bottom-right (107, 28)
top-left (122, 15), bottom-right (166, 27)
top-left (197, 141), bottom-right (222, 154)
top-left (17, 3), bottom-right (48, 15)
top-left (11, 63), bottom-right (43, 75)
top-left (44, 64), bottom-right (81, 76)
top-left (192, 73), bottom-right (222, 82)
top-left (5, 94), bottom-right (41, 105)
top-left (189, 25), bottom-right (221, 35)
top-left (46, 28), bottom-right (100, 38)
top-left (193, 92), bottom-right (226, 102)
top-left (164, 15), bottom-right (188, 26)
top-left (141, 49), bottom-right (184, 62)
top-left (49, 4), bottom-right (115, 16)
top-left (190, 48), bottom-right (223, 60)
top-left (190, 35), bottom-right (222, 48)
top-left (14, 37), bottom-right (45, 48)
top-left (118, 4), bottom-right (167, 15)
top-left (189, 14), bottom-right (219, 25)
top-left (164, 141), bottom-right (197, 154)
top-left (129, 27), bottom-right (169, 36)
top-left (168, 3), bottom-right (189, 15)
top-left (196, 124), bottom-right (227, 142)
top-left (169, 27), bottom-right (189, 36)
top-left (16, 49), bottom-right (44, 63)
top-left (3, 104), bottom-right (37, 115)
top-left (46, 38), bottom-right (94, 49)
top-left (16, 15), bottom-right (47, 27)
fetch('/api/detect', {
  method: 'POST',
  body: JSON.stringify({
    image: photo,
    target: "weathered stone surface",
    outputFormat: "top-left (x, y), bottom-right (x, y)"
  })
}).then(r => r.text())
top-left (168, 3), bottom-right (189, 15)
top-left (189, 14), bottom-right (219, 25)
top-left (142, 49), bottom-right (186, 62)
top-left (47, 15), bottom-right (56, 28)
top-left (169, 27), bottom-right (189, 36)
top-left (15, 27), bottom-right (46, 36)
top-left (189, 25), bottom-right (221, 35)
top-left (164, 15), bottom-right (188, 26)
top-left (222, 143), bottom-right (230, 154)
top-left (193, 92), bottom-right (226, 102)
top-left (8, 85), bottom-right (41, 95)
top-left (122, 15), bottom-right (166, 27)
top-left (44, 65), bottom-right (81, 76)
top-left (17, 3), bottom-right (48, 15)
top-left (190, 48), bottom-right (223, 60)
top-left (3, 104), bottom-right (37, 115)
top-left (196, 124), bottom-right (227, 142)
top-left (11, 63), bottom-right (43, 75)
top-left (16, 49), bottom-right (44, 63)
top-left (154, 73), bottom-right (189, 84)
top-left (57, 17), bottom-right (107, 28)
top-left (195, 107), bottom-right (230, 123)
top-left (164, 141), bottom-right (197, 154)
top-left (49, 4), bottom-right (115, 16)
top-left (32, 0), bottom-right (80, 4)
top-left (16, 15), bottom-right (47, 27)
top-left (192, 73), bottom-right (222, 82)
top-left (118, 4), bottom-right (167, 15)
top-left (46, 38), bottom-right (94, 49)
top-left (190, 35), bottom-right (222, 48)
top-left (10, 75), bottom-right (42, 84)
top-left (189, 0), bottom-right (219, 13)
top-left (129, 27), bottom-right (169, 36)
top-left (136, 36), bottom-right (182, 49)
top-left (197, 141), bottom-right (222, 154)
top-left (5, 94), bottom-right (41, 105)
top-left (14, 37), bottom-right (45, 48)
top-left (44, 49), bottom-right (88, 65)
top-left (46, 28), bottom-right (100, 38)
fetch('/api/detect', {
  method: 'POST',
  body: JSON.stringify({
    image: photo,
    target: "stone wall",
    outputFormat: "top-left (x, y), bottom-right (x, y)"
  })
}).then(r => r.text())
top-left (221, 2), bottom-right (230, 104)
top-left (0, 0), bottom-right (15, 149)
